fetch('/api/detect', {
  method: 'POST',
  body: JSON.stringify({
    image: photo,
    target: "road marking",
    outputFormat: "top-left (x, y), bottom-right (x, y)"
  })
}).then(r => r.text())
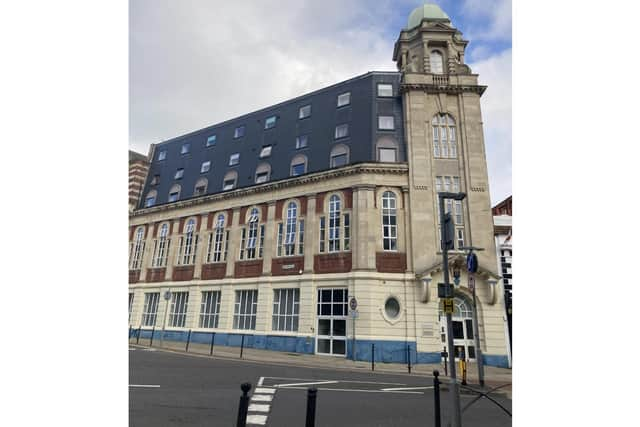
top-left (129, 384), bottom-right (160, 388)
top-left (274, 380), bottom-right (339, 388)
top-left (254, 387), bottom-right (275, 394)
top-left (381, 386), bottom-right (434, 391)
top-left (248, 403), bottom-right (270, 412)
top-left (277, 386), bottom-right (423, 394)
top-left (129, 348), bottom-right (135, 351)
top-left (246, 414), bottom-right (268, 425)
top-left (257, 376), bottom-right (264, 386)
top-left (144, 348), bottom-right (157, 352)
top-left (263, 376), bottom-right (406, 386)
top-left (251, 394), bottom-right (273, 402)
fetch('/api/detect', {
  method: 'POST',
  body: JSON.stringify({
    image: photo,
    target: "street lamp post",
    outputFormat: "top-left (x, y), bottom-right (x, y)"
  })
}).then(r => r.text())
top-left (462, 246), bottom-right (485, 388)
top-left (438, 191), bottom-right (465, 427)
top-left (160, 290), bottom-right (171, 348)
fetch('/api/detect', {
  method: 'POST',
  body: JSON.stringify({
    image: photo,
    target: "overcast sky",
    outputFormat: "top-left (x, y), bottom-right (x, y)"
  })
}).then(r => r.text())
top-left (130, 0), bottom-right (511, 205)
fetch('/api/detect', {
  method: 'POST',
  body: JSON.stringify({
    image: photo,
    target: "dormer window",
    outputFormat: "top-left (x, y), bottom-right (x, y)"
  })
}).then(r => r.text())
top-left (181, 143), bottom-right (190, 154)
top-left (430, 50), bottom-right (444, 74)
top-left (234, 126), bottom-right (245, 139)
top-left (259, 145), bottom-right (272, 158)
top-left (264, 115), bottom-right (277, 129)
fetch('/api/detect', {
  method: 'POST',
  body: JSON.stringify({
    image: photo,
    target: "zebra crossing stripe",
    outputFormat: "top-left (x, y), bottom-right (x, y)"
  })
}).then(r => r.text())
top-left (246, 414), bottom-right (268, 425)
top-left (246, 378), bottom-right (273, 426)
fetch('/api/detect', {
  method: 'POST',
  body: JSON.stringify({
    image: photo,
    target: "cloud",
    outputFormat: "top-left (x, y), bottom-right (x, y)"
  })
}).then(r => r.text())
top-left (460, 0), bottom-right (512, 42)
top-left (470, 48), bottom-right (512, 204)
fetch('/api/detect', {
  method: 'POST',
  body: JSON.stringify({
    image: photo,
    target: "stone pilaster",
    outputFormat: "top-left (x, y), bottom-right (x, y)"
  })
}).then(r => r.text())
top-left (262, 202), bottom-right (276, 275)
top-left (164, 219), bottom-right (181, 280)
top-left (353, 184), bottom-right (376, 271)
top-left (303, 195), bottom-right (316, 273)
top-left (192, 213), bottom-right (209, 279)
top-left (225, 208), bottom-right (241, 278)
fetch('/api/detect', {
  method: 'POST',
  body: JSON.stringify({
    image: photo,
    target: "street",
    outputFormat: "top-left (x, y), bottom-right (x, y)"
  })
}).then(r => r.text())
top-left (130, 346), bottom-right (511, 426)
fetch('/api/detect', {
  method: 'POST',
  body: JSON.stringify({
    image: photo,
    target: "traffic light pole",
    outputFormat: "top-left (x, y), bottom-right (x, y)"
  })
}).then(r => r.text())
top-left (439, 192), bottom-right (464, 427)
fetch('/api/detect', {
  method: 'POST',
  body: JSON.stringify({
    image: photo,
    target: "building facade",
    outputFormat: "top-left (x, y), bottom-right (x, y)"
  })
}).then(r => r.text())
top-left (493, 195), bottom-right (512, 366)
top-left (128, 4), bottom-right (510, 367)
top-left (129, 150), bottom-right (150, 212)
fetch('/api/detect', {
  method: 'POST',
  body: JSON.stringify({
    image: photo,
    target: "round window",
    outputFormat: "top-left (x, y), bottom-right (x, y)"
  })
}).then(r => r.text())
top-left (384, 297), bottom-right (400, 319)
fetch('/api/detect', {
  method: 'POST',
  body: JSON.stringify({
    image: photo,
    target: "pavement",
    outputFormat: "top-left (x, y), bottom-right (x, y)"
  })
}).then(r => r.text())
top-left (128, 335), bottom-right (511, 396)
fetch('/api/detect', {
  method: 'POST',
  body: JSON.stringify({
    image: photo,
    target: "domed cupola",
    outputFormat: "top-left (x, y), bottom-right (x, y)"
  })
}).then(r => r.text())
top-left (406, 3), bottom-right (450, 30)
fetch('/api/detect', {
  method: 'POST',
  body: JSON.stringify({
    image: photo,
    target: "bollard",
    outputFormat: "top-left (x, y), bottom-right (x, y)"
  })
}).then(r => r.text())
top-left (305, 387), bottom-right (318, 427)
top-left (209, 332), bottom-right (216, 356)
top-left (371, 343), bottom-right (375, 371)
top-left (185, 329), bottom-right (192, 352)
top-left (129, 325), bottom-right (133, 339)
top-left (150, 326), bottom-right (155, 347)
top-left (236, 382), bottom-right (252, 427)
top-left (136, 326), bottom-right (141, 344)
top-left (442, 347), bottom-right (448, 377)
top-left (433, 370), bottom-right (441, 427)
top-left (407, 344), bottom-right (412, 374)
top-left (240, 334), bottom-right (245, 359)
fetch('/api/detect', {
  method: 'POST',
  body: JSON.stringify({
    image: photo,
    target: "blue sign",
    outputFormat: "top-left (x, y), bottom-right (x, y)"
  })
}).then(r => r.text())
top-left (466, 253), bottom-right (478, 273)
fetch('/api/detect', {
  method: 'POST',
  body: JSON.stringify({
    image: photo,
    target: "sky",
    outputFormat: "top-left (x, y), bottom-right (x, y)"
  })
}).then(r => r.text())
top-left (130, 0), bottom-right (511, 205)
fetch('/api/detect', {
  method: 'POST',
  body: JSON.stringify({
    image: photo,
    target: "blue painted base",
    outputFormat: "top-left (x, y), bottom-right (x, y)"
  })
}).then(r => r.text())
top-left (129, 329), bottom-right (508, 367)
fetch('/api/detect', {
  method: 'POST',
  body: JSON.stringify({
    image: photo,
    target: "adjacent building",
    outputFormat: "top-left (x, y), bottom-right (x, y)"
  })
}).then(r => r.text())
top-left (493, 195), bottom-right (512, 365)
top-left (128, 3), bottom-right (510, 367)
top-left (129, 150), bottom-right (150, 212)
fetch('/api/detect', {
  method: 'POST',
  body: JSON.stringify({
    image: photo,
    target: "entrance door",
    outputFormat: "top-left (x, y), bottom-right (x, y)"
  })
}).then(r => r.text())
top-left (440, 297), bottom-right (476, 361)
top-left (316, 288), bottom-right (348, 356)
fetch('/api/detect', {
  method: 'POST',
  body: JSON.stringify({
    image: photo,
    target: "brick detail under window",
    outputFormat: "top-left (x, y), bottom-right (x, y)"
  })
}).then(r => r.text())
top-left (272, 256), bottom-right (305, 276)
top-left (234, 260), bottom-right (264, 278)
top-left (146, 268), bottom-right (166, 282)
top-left (202, 263), bottom-right (226, 280)
top-left (172, 265), bottom-right (195, 281)
top-left (129, 270), bottom-right (140, 284)
top-left (343, 188), bottom-right (353, 209)
top-left (375, 252), bottom-right (407, 273)
top-left (316, 193), bottom-right (325, 213)
top-left (314, 253), bottom-right (352, 274)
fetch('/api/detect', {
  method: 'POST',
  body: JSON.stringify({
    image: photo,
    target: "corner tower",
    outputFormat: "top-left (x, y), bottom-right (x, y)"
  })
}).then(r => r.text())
top-left (393, 3), bottom-right (497, 275)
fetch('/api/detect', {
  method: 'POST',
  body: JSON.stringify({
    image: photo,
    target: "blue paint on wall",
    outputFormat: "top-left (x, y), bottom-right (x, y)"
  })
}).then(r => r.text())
top-left (482, 354), bottom-right (510, 368)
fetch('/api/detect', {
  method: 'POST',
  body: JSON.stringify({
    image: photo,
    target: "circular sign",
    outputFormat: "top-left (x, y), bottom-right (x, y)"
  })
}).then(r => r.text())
top-left (164, 290), bottom-right (172, 301)
top-left (466, 252), bottom-right (478, 273)
top-left (349, 297), bottom-right (358, 311)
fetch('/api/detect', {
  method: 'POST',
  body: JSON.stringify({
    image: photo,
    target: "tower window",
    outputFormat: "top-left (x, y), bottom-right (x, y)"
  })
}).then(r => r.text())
top-left (430, 50), bottom-right (444, 74)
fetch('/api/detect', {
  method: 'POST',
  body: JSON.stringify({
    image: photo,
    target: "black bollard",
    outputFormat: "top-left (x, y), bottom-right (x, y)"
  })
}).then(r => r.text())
top-left (185, 329), bottom-right (192, 352)
top-left (407, 344), bottom-right (412, 374)
top-left (305, 387), bottom-right (317, 427)
top-left (236, 382), bottom-right (252, 427)
top-left (371, 343), bottom-right (375, 371)
top-left (150, 326), bottom-right (155, 347)
top-left (240, 334), bottom-right (245, 359)
top-left (433, 370), bottom-right (441, 427)
top-left (209, 332), bottom-right (216, 356)
top-left (129, 325), bottom-right (133, 339)
top-left (442, 347), bottom-right (448, 377)
top-left (136, 326), bottom-right (141, 344)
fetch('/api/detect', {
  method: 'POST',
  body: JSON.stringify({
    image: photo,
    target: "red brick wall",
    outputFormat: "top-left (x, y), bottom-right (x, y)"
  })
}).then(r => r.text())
top-left (146, 268), bottom-right (166, 282)
top-left (272, 256), bottom-right (305, 276)
top-left (314, 253), bottom-right (352, 273)
top-left (129, 270), bottom-right (141, 284)
top-left (375, 252), bottom-right (407, 273)
top-left (172, 265), bottom-right (195, 281)
top-left (343, 188), bottom-right (353, 209)
top-left (202, 263), bottom-right (226, 280)
top-left (234, 260), bottom-right (263, 278)
top-left (316, 193), bottom-right (325, 213)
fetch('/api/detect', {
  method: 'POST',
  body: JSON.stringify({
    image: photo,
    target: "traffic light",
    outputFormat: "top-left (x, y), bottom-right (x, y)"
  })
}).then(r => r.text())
top-left (441, 212), bottom-right (455, 250)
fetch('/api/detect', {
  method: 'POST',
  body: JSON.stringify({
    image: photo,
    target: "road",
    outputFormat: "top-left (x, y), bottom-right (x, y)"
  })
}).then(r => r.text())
top-left (129, 346), bottom-right (511, 426)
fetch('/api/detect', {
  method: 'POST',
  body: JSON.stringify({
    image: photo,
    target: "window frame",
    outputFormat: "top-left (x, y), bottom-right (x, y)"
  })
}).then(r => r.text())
top-left (272, 288), bottom-right (300, 332)
top-left (168, 291), bottom-right (189, 328)
top-left (378, 115), bottom-right (395, 131)
top-left (430, 50), bottom-right (444, 74)
top-left (157, 150), bottom-right (167, 161)
top-left (233, 290), bottom-right (258, 330)
top-left (199, 290), bottom-right (222, 329)
top-left (298, 104), bottom-right (311, 119)
top-left (152, 223), bottom-right (170, 267)
top-left (259, 145), bottom-right (272, 158)
top-left (206, 134), bottom-right (217, 147)
top-left (233, 125), bottom-right (245, 139)
top-left (229, 153), bottom-right (240, 166)
top-left (180, 143), bottom-right (190, 155)
top-left (382, 191), bottom-right (398, 251)
top-left (337, 91), bottom-right (351, 107)
top-left (296, 134), bottom-right (308, 149)
top-left (334, 123), bottom-right (349, 140)
top-left (176, 218), bottom-right (198, 265)
top-left (200, 161), bottom-right (211, 174)
top-left (174, 168), bottom-right (184, 180)
top-left (377, 83), bottom-right (393, 97)
top-left (264, 115), bottom-right (277, 130)
top-left (142, 292), bottom-right (160, 327)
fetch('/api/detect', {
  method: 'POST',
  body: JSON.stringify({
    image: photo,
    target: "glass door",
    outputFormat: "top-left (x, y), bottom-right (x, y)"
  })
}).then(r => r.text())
top-left (440, 297), bottom-right (476, 361)
top-left (316, 288), bottom-right (348, 356)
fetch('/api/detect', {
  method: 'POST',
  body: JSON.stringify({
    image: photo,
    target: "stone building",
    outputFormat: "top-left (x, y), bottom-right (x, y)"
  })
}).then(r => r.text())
top-left (128, 3), bottom-right (509, 367)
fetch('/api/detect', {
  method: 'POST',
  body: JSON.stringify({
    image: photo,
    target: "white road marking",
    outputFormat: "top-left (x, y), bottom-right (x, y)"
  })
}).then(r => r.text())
top-left (254, 387), bottom-right (276, 394)
top-left (251, 394), bottom-right (273, 402)
top-left (274, 380), bottom-right (339, 388)
top-left (248, 403), bottom-right (270, 413)
top-left (129, 348), bottom-right (135, 351)
top-left (381, 386), bottom-right (434, 391)
top-left (246, 414), bottom-right (268, 425)
top-left (277, 386), bottom-right (423, 394)
top-left (129, 384), bottom-right (160, 388)
top-left (263, 376), bottom-right (406, 386)
top-left (257, 376), bottom-right (264, 386)
top-left (144, 348), bottom-right (157, 352)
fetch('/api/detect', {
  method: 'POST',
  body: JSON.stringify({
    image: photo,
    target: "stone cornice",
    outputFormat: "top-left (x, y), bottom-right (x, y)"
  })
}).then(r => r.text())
top-left (131, 162), bottom-right (409, 218)
top-left (400, 82), bottom-right (486, 96)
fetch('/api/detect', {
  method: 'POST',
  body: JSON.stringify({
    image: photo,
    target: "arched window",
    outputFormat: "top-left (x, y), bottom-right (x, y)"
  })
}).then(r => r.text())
top-left (285, 202), bottom-right (297, 255)
top-left (290, 154), bottom-right (308, 176)
top-left (328, 195), bottom-right (341, 252)
top-left (438, 297), bottom-right (473, 319)
top-left (177, 218), bottom-right (198, 265)
top-left (430, 50), bottom-right (444, 74)
top-left (206, 214), bottom-right (228, 263)
top-left (130, 227), bottom-right (145, 270)
top-left (376, 137), bottom-right (399, 162)
top-left (152, 223), bottom-right (170, 267)
top-left (330, 144), bottom-right (349, 168)
top-left (432, 114), bottom-right (457, 158)
top-left (223, 170), bottom-right (238, 191)
top-left (255, 162), bottom-right (271, 184)
top-left (168, 184), bottom-right (181, 202)
top-left (382, 191), bottom-right (398, 251)
top-left (194, 178), bottom-right (208, 196)
top-left (240, 207), bottom-right (265, 260)
top-left (145, 190), bottom-right (157, 208)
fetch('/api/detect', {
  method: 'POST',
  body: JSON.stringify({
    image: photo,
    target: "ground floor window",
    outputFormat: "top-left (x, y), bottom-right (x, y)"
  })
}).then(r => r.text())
top-left (233, 290), bottom-right (258, 330)
top-left (272, 288), bottom-right (300, 331)
top-left (169, 292), bottom-right (189, 327)
top-left (142, 292), bottom-right (160, 327)
top-left (200, 291), bottom-right (221, 329)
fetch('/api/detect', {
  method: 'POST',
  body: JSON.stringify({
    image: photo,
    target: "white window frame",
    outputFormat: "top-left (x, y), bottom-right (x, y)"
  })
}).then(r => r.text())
top-left (234, 126), bottom-right (245, 139)
top-left (206, 135), bottom-right (216, 147)
top-left (334, 123), bottom-right (349, 139)
top-left (201, 161), bottom-right (211, 173)
top-left (206, 214), bottom-right (227, 263)
top-left (298, 104), bottom-right (311, 119)
top-left (233, 290), bottom-right (258, 330)
top-left (229, 153), bottom-right (240, 166)
top-left (264, 115), bottom-right (277, 129)
top-left (129, 293), bottom-right (134, 323)
top-left (382, 191), bottom-right (398, 251)
top-left (181, 143), bottom-right (190, 154)
top-left (337, 92), bottom-right (351, 107)
top-left (177, 219), bottom-right (198, 265)
top-left (129, 227), bottom-right (145, 270)
top-left (259, 145), bottom-right (272, 158)
top-left (377, 83), bottom-right (393, 97)
top-left (168, 292), bottom-right (189, 328)
top-left (379, 147), bottom-right (397, 162)
top-left (152, 223), bottom-right (170, 267)
top-left (272, 288), bottom-right (300, 332)
top-left (378, 115), bottom-right (395, 130)
top-left (199, 291), bottom-right (221, 329)
top-left (432, 114), bottom-right (457, 159)
top-left (157, 150), bottom-right (167, 161)
top-left (328, 195), bottom-right (341, 252)
top-left (175, 168), bottom-right (184, 179)
top-left (240, 208), bottom-right (264, 260)
top-left (296, 135), bottom-right (308, 149)
top-left (430, 50), bottom-right (444, 74)
top-left (142, 292), bottom-right (160, 327)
